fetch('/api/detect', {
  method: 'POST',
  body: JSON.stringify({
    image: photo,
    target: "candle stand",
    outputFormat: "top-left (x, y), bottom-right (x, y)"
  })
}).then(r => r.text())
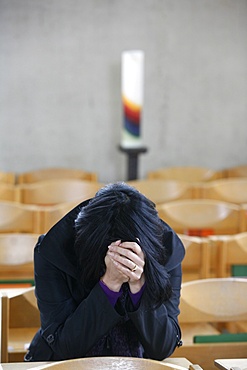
top-left (118, 145), bottom-right (148, 180)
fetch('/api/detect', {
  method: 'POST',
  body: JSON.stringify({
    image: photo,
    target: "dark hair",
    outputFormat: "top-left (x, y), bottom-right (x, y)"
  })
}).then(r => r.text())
top-left (74, 182), bottom-right (171, 306)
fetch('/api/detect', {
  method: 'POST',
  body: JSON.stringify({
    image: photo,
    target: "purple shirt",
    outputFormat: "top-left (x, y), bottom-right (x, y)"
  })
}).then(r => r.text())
top-left (99, 281), bottom-right (146, 309)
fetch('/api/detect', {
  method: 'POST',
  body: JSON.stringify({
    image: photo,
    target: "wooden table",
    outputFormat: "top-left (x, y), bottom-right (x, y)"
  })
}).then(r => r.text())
top-left (164, 358), bottom-right (192, 367)
top-left (0, 362), bottom-right (49, 369)
top-left (0, 357), bottom-right (192, 369)
top-left (214, 358), bottom-right (247, 370)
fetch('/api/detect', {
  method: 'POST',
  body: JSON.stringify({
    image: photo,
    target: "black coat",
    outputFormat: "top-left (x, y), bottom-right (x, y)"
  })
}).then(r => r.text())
top-left (25, 200), bottom-right (185, 362)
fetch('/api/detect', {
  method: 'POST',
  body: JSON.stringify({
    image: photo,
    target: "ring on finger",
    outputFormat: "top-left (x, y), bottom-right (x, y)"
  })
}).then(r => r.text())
top-left (131, 264), bottom-right (137, 272)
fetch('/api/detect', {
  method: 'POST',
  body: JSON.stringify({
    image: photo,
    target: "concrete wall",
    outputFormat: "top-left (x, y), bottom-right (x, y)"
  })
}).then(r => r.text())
top-left (0, 0), bottom-right (247, 182)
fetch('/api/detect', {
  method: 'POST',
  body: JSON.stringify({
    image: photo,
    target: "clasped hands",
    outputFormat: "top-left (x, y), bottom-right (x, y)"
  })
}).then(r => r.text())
top-left (101, 240), bottom-right (145, 294)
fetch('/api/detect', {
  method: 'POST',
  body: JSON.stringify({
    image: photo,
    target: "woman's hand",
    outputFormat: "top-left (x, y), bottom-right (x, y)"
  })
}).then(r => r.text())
top-left (107, 240), bottom-right (145, 294)
top-left (101, 240), bottom-right (129, 292)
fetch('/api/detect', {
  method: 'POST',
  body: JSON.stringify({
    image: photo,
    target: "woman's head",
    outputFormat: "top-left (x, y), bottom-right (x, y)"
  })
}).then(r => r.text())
top-left (75, 182), bottom-right (171, 305)
top-left (75, 182), bottom-right (161, 256)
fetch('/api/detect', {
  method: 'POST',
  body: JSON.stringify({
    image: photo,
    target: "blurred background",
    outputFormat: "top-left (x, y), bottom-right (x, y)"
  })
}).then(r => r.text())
top-left (0, 0), bottom-right (246, 183)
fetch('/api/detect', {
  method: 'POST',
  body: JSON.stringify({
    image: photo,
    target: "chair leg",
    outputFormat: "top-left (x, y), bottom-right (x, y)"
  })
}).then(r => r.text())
top-left (1, 295), bottom-right (9, 362)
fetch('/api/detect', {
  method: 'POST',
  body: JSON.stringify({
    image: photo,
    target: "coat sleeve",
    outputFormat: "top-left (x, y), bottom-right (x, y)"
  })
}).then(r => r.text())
top-left (128, 263), bottom-right (182, 360)
top-left (127, 228), bottom-right (184, 360)
top-left (33, 249), bottom-right (124, 360)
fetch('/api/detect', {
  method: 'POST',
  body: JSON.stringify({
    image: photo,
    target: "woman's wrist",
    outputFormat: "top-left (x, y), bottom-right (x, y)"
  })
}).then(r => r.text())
top-left (100, 275), bottom-right (122, 292)
top-left (129, 275), bottom-right (146, 294)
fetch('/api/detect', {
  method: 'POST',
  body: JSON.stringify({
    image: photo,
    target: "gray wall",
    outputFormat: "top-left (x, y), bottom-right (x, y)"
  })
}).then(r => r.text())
top-left (1, 0), bottom-right (247, 183)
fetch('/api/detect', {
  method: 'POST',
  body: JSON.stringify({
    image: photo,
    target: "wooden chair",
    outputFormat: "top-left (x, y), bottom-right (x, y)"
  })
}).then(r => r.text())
top-left (171, 278), bottom-right (247, 370)
top-left (28, 357), bottom-right (189, 370)
top-left (17, 179), bottom-right (103, 206)
top-left (212, 233), bottom-right (247, 334)
top-left (0, 286), bottom-right (40, 362)
top-left (38, 201), bottom-right (80, 233)
top-left (240, 203), bottom-right (247, 233)
top-left (156, 199), bottom-right (243, 236)
top-left (17, 167), bottom-right (98, 184)
top-left (147, 166), bottom-right (222, 183)
top-left (127, 179), bottom-right (195, 205)
top-left (173, 342), bottom-right (247, 370)
top-left (0, 183), bottom-right (20, 202)
top-left (201, 178), bottom-right (247, 205)
top-left (0, 233), bottom-right (39, 287)
top-left (0, 171), bottom-right (15, 185)
top-left (223, 164), bottom-right (247, 178)
top-left (178, 234), bottom-right (213, 281)
top-left (210, 232), bottom-right (247, 278)
top-left (0, 201), bottom-right (41, 233)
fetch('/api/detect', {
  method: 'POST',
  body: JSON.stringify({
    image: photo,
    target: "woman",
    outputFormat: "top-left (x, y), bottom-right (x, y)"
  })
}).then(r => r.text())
top-left (25, 182), bottom-right (185, 362)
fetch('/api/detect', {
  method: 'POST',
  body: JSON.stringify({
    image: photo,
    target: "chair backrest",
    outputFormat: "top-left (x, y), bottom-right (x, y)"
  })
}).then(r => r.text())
top-left (223, 164), bottom-right (247, 178)
top-left (178, 234), bottom-right (213, 281)
top-left (38, 200), bottom-right (82, 234)
top-left (127, 179), bottom-right (195, 204)
top-left (30, 357), bottom-right (188, 370)
top-left (210, 232), bottom-right (247, 278)
top-left (0, 201), bottom-right (41, 233)
top-left (157, 199), bottom-right (243, 236)
top-left (17, 180), bottom-right (103, 206)
top-left (17, 167), bottom-right (98, 184)
top-left (1, 286), bottom-right (40, 362)
top-left (0, 171), bottom-right (15, 185)
top-left (0, 184), bottom-right (20, 202)
top-left (179, 278), bottom-right (247, 324)
top-left (147, 166), bottom-right (221, 182)
top-left (201, 178), bottom-right (247, 205)
top-left (171, 277), bottom-right (247, 369)
top-left (0, 233), bottom-right (39, 286)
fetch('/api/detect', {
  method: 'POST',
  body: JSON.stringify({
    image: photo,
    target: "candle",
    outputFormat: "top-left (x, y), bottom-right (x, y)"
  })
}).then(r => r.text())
top-left (121, 50), bottom-right (144, 148)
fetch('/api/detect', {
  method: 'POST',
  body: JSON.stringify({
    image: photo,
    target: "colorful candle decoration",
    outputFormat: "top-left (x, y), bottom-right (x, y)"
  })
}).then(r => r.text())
top-left (121, 50), bottom-right (144, 148)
